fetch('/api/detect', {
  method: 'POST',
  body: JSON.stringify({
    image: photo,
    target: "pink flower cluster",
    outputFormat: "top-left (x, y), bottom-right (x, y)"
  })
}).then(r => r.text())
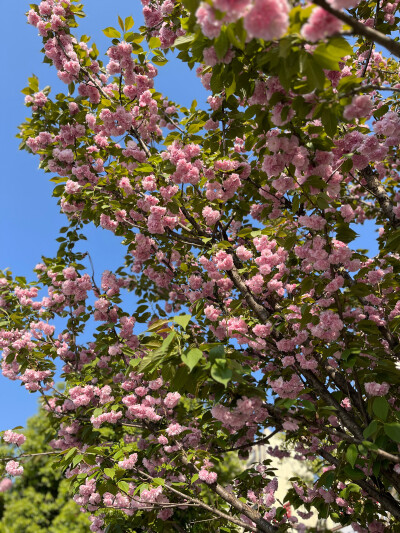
top-left (3, 430), bottom-right (26, 446)
top-left (211, 396), bottom-right (268, 432)
top-left (364, 382), bottom-right (390, 396)
top-left (268, 375), bottom-right (304, 399)
top-left (302, 8), bottom-right (342, 42)
top-left (343, 95), bottom-right (374, 121)
top-left (90, 411), bottom-right (123, 429)
top-left (5, 460), bottom-right (23, 477)
top-left (198, 469), bottom-right (218, 484)
top-left (0, 479), bottom-right (12, 492)
top-left (118, 453), bottom-right (138, 469)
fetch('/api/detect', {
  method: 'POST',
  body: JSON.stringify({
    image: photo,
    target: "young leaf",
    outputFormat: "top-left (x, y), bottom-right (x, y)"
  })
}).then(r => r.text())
top-left (372, 396), bottom-right (389, 421)
top-left (211, 363), bottom-right (232, 387)
top-left (346, 444), bottom-right (358, 468)
top-left (181, 348), bottom-right (203, 372)
top-left (174, 314), bottom-right (191, 330)
top-left (125, 16), bottom-right (134, 31)
top-left (103, 27), bottom-right (121, 38)
top-left (384, 423), bottom-right (400, 443)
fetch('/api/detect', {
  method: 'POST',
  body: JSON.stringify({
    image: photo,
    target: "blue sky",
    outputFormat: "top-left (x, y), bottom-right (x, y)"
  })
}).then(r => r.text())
top-left (0, 1), bottom-right (377, 428)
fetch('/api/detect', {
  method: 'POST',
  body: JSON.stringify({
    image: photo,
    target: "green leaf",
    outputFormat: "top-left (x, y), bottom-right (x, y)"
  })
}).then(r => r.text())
top-left (103, 27), bottom-right (121, 38)
top-left (306, 175), bottom-right (326, 189)
top-left (125, 16), bottom-right (134, 31)
top-left (326, 36), bottom-right (353, 60)
top-left (209, 345), bottom-right (225, 362)
top-left (336, 223), bottom-right (358, 244)
top-left (158, 331), bottom-right (177, 354)
top-left (318, 469), bottom-right (335, 488)
top-left (152, 55), bottom-right (168, 66)
top-left (225, 77), bottom-right (236, 98)
top-left (125, 32), bottom-right (144, 44)
top-left (28, 74), bottom-right (39, 92)
top-left (346, 444), bottom-right (358, 468)
top-left (373, 396), bottom-right (389, 421)
top-left (72, 454), bottom-right (84, 467)
top-left (363, 420), bottom-right (379, 439)
top-left (181, 348), bottom-right (203, 372)
top-left (136, 163), bottom-right (154, 172)
top-left (173, 34), bottom-right (195, 49)
top-left (337, 75), bottom-right (362, 93)
top-left (226, 24), bottom-right (244, 50)
top-left (64, 447), bottom-right (77, 462)
top-left (118, 15), bottom-right (124, 31)
top-left (211, 363), bottom-right (232, 387)
top-left (384, 423), bottom-right (400, 442)
top-left (321, 107), bottom-right (338, 138)
top-left (148, 37), bottom-right (161, 49)
top-left (174, 314), bottom-right (191, 330)
top-left (301, 400), bottom-right (316, 411)
top-left (118, 480), bottom-right (130, 493)
top-left (373, 104), bottom-right (388, 119)
top-left (341, 158), bottom-right (353, 173)
top-left (343, 464), bottom-right (365, 480)
top-left (104, 467), bottom-right (115, 479)
top-left (146, 319), bottom-right (170, 332)
top-left (313, 44), bottom-right (341, 71)
top-left (304, 56), bottom-right (325, 91)
top-left (214, 30), bottom-right (229, 59)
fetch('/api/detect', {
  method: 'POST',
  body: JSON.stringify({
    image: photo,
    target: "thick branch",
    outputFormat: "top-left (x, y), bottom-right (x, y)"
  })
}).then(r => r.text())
top-left (227, 266), bottom-right (270, 322)
top-left (360, 165), bottom-right (400, 227)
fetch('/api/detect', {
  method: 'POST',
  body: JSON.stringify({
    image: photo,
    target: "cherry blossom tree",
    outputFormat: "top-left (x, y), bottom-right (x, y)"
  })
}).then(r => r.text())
top-left (1, 0), bottom-right (400, 531)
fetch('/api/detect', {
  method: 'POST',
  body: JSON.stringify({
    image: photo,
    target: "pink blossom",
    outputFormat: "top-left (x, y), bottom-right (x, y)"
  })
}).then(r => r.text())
top-left (343, 95), bottom-right (374, 121)
top-left (341, 204), bottom-right (355, 222)
top-left (0, 479), bottom-right (12, 492)
top-left (198, 469), bottom-right (218, 484)
top-left (196, 3), bottom-right (223, 39)
top-left (364, 382), bottom-right (390, 396)
top-left (236, 245), bottom-right (253, 261)
top-left (214, 251), bottom-right (234, 270)
top-left (302, 8), bottom-right (342, 42)
top-left (166, 423), bottom-right (185, 436)
top-left (269, 375), bottom-right (304, 399)
top-left (5, 460), bottom-right (24, 476)
top-left (118, 453), bottom-right (138, 469)
top-left (298, 214), bottom-right (326, 230)
top-left (205, 305), bottom-right (221, 321)
top-left (244, 0), bottom-right (289, 42)
top-left (213, 0), bottom-right (251, 15)
top-left (164, 392), bottom-right (181, 408)
top-left (3, 430), bottom-right (26, 446)
top-left (202, 206), bottom-right (221, 226)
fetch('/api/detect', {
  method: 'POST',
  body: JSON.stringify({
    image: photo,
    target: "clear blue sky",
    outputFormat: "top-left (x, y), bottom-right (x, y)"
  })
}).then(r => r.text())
top-left (0, 2), bottom-right (376, 428)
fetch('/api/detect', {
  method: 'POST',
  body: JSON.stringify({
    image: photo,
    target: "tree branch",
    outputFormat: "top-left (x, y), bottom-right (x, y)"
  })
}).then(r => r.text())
top-left (359, 165), bottom-right (400, 227)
